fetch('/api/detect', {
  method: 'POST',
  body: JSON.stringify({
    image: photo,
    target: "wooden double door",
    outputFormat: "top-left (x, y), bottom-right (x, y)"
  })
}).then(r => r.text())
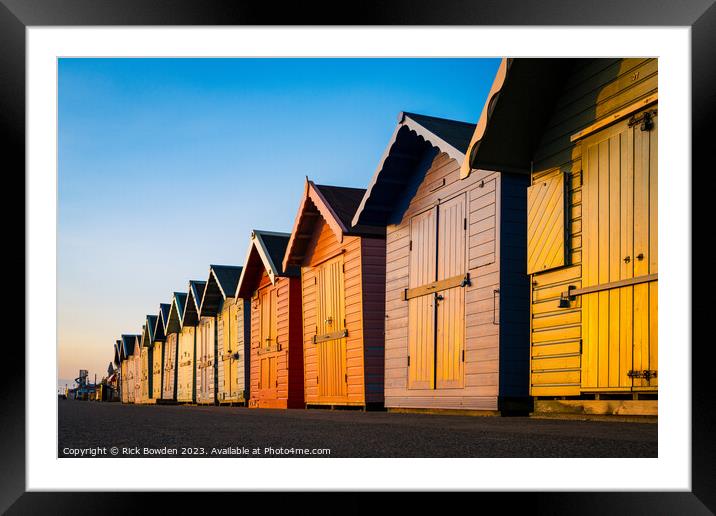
top-left (580, 107), bottom-right (658, 392)
top-left (258, 286), bottom-right (279, 396)
top-left (314, 255), bottom-right (347, 401)
top-left (198, 318), bottom-right (215, 402)
top-left (220, 301), bottom-right (240, 399)
top-left (162, 334), bottom-right (177, 400)
top-left (407, 193), bottom-right (467, 390)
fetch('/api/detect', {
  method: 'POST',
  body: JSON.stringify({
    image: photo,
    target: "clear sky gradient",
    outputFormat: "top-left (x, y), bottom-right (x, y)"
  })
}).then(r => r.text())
top-left (58, 57), bottom-right (500, 385)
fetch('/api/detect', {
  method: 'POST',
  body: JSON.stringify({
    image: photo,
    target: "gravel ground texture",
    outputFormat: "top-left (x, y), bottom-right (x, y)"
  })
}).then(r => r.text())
top-left (58, 399), bottom-right (657, 458)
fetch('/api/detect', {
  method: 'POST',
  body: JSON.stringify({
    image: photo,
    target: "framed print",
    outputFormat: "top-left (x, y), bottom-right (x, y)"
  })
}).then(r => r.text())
top-left (2, 0), bottom-right (714, 512)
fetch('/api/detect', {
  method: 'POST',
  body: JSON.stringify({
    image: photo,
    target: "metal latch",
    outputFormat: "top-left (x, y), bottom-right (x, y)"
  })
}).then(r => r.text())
top-left (627, 370), bottom-right (658, 381)
top-left (628, 110), bottom-right (655, 131)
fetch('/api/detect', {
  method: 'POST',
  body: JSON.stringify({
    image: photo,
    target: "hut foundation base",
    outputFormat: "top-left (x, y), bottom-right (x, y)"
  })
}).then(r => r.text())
top-left (388, 407), bottom-right (501, 417)
top-left (532, 398), bottom-right (657, 421)
top-left (218, 400), bottom-right (248, 407)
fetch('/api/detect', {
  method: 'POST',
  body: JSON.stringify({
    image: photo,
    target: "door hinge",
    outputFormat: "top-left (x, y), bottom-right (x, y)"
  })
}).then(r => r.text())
top-left (579, 339), bottom-right (583, 354)
top-left (628, 109), bottom-right (655, 131)
top-left (316, 375), bottom-right (319, 384)
top-left (464, 218), bottom-right (467, 230)
top-left (461, 349), bottom-right (465, 362)
top-left (409, 240), bottom-right (412, 251)
top-left (627, 370), bottom-right (658, 380)
top-left (407, 355), bottom-right (410, 366)
top-left (345, 373), bottom-right (348, 383)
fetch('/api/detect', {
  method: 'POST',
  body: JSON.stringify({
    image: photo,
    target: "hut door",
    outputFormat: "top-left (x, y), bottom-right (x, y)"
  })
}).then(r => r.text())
top-left (164, 334), bottom-right (176, 398)
top-left (135, 350), bottom-right (142, 400)
top-left (407, 207), bottom-right (437, 389)
top-left (199, 320), bottom-right (214, 400)
top-left (581, 109), bottom-right (658, 392)
top-left (435, 194), bottom-right (466, 389)
top-left (222, 303), bottom-right (239, 398)
top-left (315, 255), bottom-right (347, 398)
top-left (220, 309), bottom-right (231, 398)
top-left (407, 195), bottom-right (467, 390)
top-left (258, 287), bottom-right (278, 394)
top-left (142, 349), bottom-right (149, 400)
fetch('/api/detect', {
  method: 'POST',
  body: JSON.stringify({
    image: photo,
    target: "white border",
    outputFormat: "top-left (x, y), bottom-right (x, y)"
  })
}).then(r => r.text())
top-left (28, 27), bottom-right (690, 491)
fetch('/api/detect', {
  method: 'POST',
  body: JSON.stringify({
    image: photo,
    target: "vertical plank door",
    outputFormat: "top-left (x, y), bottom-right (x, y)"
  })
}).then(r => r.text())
top-left (435, 194), bottom-right (466, 389)
top-left (316, 255), bottom-right (347, 399)
top-left (581, 109), bottom-right (658, 392)
top-left (407, 207), bottom-right (437, 389)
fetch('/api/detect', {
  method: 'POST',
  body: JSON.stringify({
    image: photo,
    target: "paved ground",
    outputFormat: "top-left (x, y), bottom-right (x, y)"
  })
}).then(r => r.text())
top-left (58, 399), bottom-right (657, 458)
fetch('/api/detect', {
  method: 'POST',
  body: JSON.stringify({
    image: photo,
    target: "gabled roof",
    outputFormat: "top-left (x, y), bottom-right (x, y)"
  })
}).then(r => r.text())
top-left (182, 280), bottom-right (206, 327)
top-left (283, 179), bottom-right (384, 269)
top-left (120, 334), bottom-right (140, 358)
top-left (166, 292), bottom-right (188, 334)
top-left (236, 230), bottom-right (298, 299)
top-left (460, 58), bottom-right (577, 178)
top-left (351, 111), bottom-right (476, 227)
top-left (153, 304), bottom-right (170, 342)
top-left (116, 339), bottom-right (125, 360)
top-left (141, 314), bottom-right (158, 347)
top-left (200, 265), bottom-right (243, 317)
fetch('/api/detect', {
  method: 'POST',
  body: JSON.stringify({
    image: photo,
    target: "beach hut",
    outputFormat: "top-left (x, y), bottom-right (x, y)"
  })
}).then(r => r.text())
top-left (121, 334), bottom-right (139, 404)
top-left (141, 314), bottom-right (164, 401)
top-left (166, 291), bottom-right (194, 403)
top-left (200, 265), bottom-right (250, 405)
top-left (117, 339), bottom-right (129, 403)
top-left (236, 230), bottom-right (303, 409)
top-left (140, 316), bottom-right (156, 403)
top-left (112, 341), bottom-right (120, 399)
top-left (352, 111), bottom-right (531, 414)
top-left (283, 180), bottom-right (386, 409)
top-left (156, 302), bottom-right (177, 402)
top-left (135, 334), bottom-right (150, 404)
top-left (180, 280), bottom-right (206, 404)
top-left (459, 58), bottom-right (658, 417)
top-left (195, 280), bottom-right (218, 405)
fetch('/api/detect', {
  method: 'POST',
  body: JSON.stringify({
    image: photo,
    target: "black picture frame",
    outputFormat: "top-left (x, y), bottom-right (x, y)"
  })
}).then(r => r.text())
top-left (2, 1), bottom-right (713, 512)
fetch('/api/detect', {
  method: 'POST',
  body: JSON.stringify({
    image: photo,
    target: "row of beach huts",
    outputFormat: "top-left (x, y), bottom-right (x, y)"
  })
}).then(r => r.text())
top-left (112, 58), bottom-right (658, 417)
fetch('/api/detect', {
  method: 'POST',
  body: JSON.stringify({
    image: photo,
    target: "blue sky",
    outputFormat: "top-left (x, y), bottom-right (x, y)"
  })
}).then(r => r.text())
top-left (57, 57), bottom-right (500, 384)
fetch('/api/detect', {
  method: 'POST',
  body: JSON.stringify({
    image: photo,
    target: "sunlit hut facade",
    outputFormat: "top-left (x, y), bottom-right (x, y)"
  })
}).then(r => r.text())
top-left (166, 292), bottom-right (194, 403)
top-left (236, 230), bottom-right (303, 409)
top-left (353, 112), bottom-right (531, 414)
top-left (136, 334), bottom-right (151, 404)
top-left (196, 278), bottom-right (218, 405)
top-left (200, 265), bottom-right (250, 405)
top-left (113, 340), bottom-right (121, 399)
top-left (120, 334), bottom-right (139, 404)
top-left (182, 280), bottom-right (206, 404)
top-left (460, 58), bottom-right (657, 417)
top-left (147, 314), bottom-right (165, 401)
top-left (141, 314), bottom-right (161, 402)
top-left (157, 302), bottom-right (177, 402)
top-left (117, 339), bottom-right (131, 403)
top-left (283, 180), bottom-right (386, 409)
